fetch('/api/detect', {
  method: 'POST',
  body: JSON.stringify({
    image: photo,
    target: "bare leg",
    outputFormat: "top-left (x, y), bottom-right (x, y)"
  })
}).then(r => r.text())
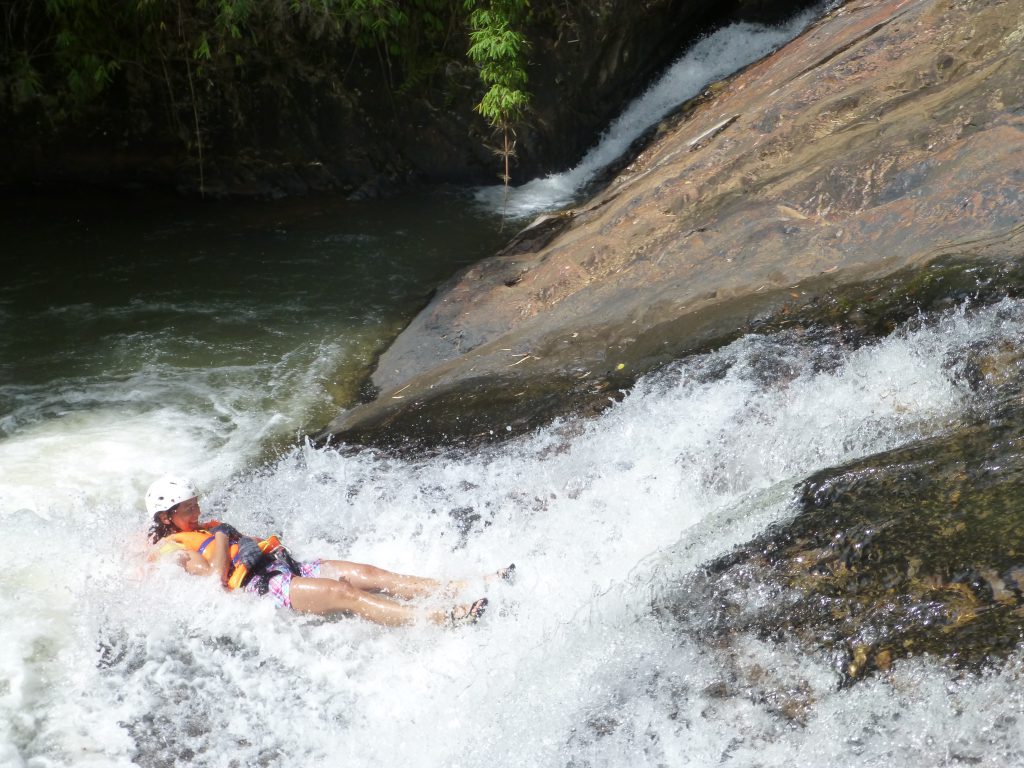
top-left (288, 576), bottom-right (450, 626)
top-left (318, 560), bottom-right (513, 600)
top-left (318, 560), bottom-right (462, 600)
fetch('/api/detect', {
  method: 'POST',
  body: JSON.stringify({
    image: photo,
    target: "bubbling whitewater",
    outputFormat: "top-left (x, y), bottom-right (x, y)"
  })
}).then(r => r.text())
top-left (475, 4), bottom-right (828, 218)
top-left (6, 300), bottom-right (1024, 767)
top-left (0, 331), bottom-right (344, 514)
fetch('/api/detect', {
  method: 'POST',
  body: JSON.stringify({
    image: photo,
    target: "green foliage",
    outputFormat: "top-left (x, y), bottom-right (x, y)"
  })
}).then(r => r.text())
top-left (464, 1), bottom-right (530, 130)
top-left (8, 53), bottom-right (43, 108)
top-left (3, 0), bottom-right (472, 115)
top-left (1, 0), bottom-right (534, 186)
top-left (464, 0), bottom-right (530, 197)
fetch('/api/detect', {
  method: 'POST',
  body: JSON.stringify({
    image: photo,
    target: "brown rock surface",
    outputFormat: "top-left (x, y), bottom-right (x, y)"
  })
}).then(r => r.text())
top-left (317, 0), bottom-right (1024, 447)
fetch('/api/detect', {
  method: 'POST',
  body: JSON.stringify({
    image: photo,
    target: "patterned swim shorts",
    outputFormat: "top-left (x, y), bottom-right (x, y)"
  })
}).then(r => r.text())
top-left (243, 557), bottom-right (322, 609)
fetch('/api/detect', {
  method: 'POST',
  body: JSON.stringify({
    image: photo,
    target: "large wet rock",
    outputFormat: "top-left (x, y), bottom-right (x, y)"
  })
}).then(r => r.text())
top-left (660, 345), bottom-right (1024, 683)
top-left (318, 0), bottom-right (1024, 448)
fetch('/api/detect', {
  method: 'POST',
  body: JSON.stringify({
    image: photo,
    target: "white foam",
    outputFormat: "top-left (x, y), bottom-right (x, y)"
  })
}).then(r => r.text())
top-left (4, 300), bottom-right (1024, 766)
top-left (0, 340), bottom-right (345, 516)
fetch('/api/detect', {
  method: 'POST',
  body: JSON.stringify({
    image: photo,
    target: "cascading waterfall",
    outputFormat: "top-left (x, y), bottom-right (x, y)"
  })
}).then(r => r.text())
top-left (474, 3), bottom-right (828, 219)
top-left (5, 299), bottom-right (1024, 767)
top-left (5, 8), bottom-right (1024, 766)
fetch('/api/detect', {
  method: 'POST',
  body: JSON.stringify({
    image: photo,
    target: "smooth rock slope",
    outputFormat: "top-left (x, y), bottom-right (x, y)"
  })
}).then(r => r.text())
top-left (318, 0), bottom-right (1024, 448)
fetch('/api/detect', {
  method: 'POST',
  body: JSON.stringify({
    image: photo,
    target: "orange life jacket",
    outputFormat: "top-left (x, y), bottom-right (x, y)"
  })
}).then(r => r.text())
top-left (168, 529), bottom-right (283, 590)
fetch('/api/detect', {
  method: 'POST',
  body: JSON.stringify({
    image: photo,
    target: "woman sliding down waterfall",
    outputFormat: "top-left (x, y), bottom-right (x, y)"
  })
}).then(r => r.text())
top-left (145, 476), bottom-right (511, 627)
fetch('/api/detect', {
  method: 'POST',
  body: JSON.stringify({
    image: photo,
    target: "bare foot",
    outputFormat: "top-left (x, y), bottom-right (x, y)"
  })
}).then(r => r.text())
top-left (447, 597), bottom-right (489, 626)
top-left (486, 563), bottom-right (516, 585)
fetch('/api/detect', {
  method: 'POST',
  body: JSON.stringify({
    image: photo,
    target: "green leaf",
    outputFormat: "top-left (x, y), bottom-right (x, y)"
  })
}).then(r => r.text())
top-left (195, 34), bottom-right (212, 60)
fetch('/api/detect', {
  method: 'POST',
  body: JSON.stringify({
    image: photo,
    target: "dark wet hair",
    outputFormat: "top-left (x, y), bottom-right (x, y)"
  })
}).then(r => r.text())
top-left (147, 504), bottom-right (182, 543)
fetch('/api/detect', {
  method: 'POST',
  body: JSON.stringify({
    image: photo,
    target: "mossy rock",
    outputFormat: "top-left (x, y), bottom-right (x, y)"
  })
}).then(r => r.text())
top-left (668, 378), bottom-right (1024, 684)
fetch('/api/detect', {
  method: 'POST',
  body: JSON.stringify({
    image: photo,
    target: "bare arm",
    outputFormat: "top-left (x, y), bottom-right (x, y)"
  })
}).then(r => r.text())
top-left (208, 531), bottom-right (230, 586)
top-left (179, 549), bottom-right (213, 576)
top-left (150, 532), bottom-right (231, 586)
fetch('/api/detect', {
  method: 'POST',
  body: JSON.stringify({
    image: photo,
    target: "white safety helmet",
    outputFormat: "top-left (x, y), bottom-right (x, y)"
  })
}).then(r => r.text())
top-left (145, 476), bottom-right (197, 516)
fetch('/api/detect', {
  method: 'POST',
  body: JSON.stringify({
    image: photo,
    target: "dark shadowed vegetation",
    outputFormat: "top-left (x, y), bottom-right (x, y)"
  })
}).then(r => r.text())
top-left (1, 0), bottom-right (531, 192)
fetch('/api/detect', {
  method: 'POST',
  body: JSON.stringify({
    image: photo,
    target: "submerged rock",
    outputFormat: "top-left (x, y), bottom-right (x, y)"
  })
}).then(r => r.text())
top-left (319, 0), bottom-right (1024, 449)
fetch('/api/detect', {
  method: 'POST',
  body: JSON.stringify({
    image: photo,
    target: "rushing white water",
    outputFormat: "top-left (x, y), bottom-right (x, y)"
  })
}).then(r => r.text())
top-left (0, 328), bottom-right (346, 515)
top-left (475, 5), bottom-right (827, 219)
top-left (6, 300), bottom-right (1024, 767)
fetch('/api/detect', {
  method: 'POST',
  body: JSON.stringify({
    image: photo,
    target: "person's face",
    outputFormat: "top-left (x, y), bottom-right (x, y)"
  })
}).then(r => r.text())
top-left (166, 497), bottom-right (201, 532)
